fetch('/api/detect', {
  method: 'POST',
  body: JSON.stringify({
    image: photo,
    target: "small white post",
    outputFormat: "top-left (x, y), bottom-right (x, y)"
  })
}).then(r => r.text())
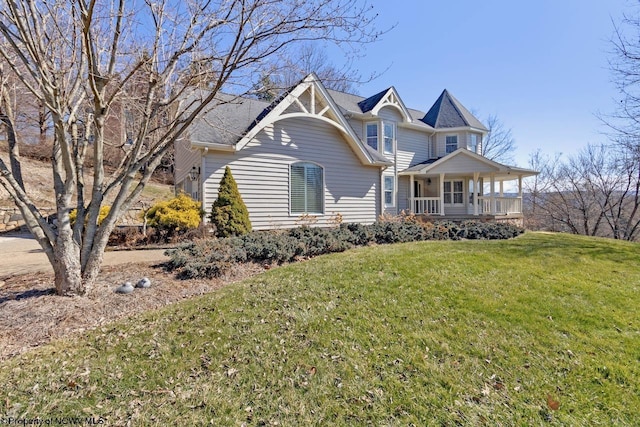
top-left (490, 173), bottom-right (495, 215)
top-left (473, 172), bottom-right (479, 215)
top-left (440, 173), bottom-right (445, 216)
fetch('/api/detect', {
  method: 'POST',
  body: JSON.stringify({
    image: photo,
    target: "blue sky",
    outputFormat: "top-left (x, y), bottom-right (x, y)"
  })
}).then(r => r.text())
top-left (343, 0), bottom-right (631, 167)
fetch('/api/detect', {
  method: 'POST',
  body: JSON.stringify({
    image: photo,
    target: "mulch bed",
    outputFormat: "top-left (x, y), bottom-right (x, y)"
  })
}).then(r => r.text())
top-left (0, 261), bottom-right (265, 362)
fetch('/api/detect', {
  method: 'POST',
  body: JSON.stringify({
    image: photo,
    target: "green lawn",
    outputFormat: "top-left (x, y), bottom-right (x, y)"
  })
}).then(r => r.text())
top-left (1, 232), bottom-right (639, 425)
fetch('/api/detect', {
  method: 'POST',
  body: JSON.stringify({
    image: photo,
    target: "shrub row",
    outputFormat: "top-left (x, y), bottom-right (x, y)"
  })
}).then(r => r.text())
top-left (165, 220), bottom-right (524, 279)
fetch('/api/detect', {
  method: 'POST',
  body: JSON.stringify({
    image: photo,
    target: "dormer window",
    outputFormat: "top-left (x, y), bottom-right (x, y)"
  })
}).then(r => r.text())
top-left (366, 123), bottom-right (378, 150)
top-left (446, 135), bottom-right (458, 154)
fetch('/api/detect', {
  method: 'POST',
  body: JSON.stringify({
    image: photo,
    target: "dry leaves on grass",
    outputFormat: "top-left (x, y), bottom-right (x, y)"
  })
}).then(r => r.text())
top-left (0, 261), bottom-right (265, 361)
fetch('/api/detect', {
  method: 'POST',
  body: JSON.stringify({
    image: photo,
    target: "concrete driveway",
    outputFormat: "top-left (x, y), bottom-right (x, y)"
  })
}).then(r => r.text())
top-left (0, 232), bottom-right (169, 277)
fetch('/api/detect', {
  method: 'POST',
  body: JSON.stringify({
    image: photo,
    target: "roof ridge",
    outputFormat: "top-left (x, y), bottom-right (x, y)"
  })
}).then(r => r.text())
top-left (443, 90), bottom-right (470, 127)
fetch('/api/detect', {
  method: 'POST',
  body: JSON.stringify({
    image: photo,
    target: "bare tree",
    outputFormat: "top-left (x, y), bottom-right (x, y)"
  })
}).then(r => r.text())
top-left (481, 114), bottom-right (516, 164)
top-left (523, 149), bottom-right (560, 230)
top-left (0, 62), bottom-right (24, 189)
top-left (0, 0), bottom-right (381, 296)
top-left (253, 42), bottom-right (373, 99)
top-left (525, 144), bottom-right (640, 241)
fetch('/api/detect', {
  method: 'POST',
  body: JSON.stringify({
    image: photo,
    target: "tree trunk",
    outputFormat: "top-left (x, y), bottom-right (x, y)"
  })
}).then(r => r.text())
top-left (39, 104), bottom-right (48, 146)
top-left (53, 230), bottom-right (84, 296)
top-left (0, 107), bottom-right (24, 190)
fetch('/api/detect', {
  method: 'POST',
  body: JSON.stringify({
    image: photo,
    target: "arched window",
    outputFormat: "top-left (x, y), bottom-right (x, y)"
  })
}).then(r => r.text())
top-left (290, 162), bottom-right (324, 214)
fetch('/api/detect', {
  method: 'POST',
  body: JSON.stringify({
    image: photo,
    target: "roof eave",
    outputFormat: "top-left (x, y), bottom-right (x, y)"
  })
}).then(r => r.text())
top-left (191, 140), bottom-right (236, 152)
top-left (434, 125), bottom-right (489, 134)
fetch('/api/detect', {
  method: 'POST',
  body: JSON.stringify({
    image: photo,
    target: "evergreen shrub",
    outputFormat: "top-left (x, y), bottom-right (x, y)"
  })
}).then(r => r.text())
top-left (145, 193), bottom-right (203, 235)
top-left (69, 205), bottom-right (111, 227)
top-left (210, 166), bottom-right (252, 237)
top-left (165, 218), bottom-right (525, 279)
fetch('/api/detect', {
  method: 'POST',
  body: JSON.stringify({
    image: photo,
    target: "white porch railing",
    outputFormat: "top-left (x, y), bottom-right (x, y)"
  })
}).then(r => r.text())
top-left (410, 197), bottom-right (441, 215)
top-left (479, 197), bottom-right (522, 215)
top-left (409, 197), bottom-right (522, 215)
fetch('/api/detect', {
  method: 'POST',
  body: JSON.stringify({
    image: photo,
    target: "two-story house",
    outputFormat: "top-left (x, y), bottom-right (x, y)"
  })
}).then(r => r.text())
top-left (175, 73), bottom-right (537, 229)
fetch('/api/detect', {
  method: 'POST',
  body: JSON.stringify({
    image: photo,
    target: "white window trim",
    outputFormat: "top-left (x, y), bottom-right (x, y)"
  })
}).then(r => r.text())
top-left (365, 122), bottom-right (379, 151)
top-left (383, 122), bottom-right (395, 155)
top-left (289, 161), bottom-right (325, 215)
top-left (443, 179), bottom-right (464, 206)
top-left (383, 174), bottom-right (396, 208)
top-left (445, 134), bottom-right (458, 154)
top-left (468, 134), bottom-right (478, 153)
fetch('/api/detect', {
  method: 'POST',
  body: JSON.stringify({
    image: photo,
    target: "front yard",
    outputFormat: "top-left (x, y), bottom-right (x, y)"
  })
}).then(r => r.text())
top-left (0, 232), bottom-right (638, 425)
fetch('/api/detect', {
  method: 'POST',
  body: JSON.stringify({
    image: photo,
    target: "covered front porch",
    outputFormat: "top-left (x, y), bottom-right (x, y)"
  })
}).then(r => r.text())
top-left (398, 149), bottom-right (538, 218)
top-left (405, 173), bottom-right (525, 216)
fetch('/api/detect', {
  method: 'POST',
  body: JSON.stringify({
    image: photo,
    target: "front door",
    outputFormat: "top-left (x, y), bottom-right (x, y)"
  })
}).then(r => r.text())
top-left (413, 180), bottom-right (422, 198)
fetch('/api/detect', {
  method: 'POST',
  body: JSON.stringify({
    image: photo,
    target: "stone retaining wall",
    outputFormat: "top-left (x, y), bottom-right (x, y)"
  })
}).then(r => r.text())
top-left (0, 207), bottom-right (145, 232)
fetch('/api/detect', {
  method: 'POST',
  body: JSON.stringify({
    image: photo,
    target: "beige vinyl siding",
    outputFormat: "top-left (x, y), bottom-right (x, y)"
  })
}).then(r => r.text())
top-left (398, 176), bottom-right (409, 212)
top-left (429, 155), bottom-right (498, 174)
top-left (377, 106), bottom-right (403, 123)
top-left (347, 117), bottom-right (364, 140)
top-left (396, 127), bottom-right (430, 170)
top-left (174, 137), bottom-right (202, 184)
top-left (203, 117), bottom-right (379, 229)
top-left (434, 132), bottom-right (446, 158)
top-left (376, 107), bottom-right (402, 216)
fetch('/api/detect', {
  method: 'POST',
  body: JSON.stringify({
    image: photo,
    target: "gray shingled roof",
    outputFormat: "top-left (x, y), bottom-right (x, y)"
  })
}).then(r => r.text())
top-left (422, 89), bottom-right (488, 131)
top-left (188, 92), bottom-right (271, 146)
top-left (326, 89), bottom-right (435, 130)
top-left (325, 89), bottom-right (366, 114)
top-left (189, 84), bottom-right (485, 148)
top-left (401, 158), bottom-right (439, 173)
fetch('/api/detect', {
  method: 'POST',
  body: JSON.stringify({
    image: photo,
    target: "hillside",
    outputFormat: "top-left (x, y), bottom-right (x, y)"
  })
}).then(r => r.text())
top-left (0, 155), bottom-right (174, 208)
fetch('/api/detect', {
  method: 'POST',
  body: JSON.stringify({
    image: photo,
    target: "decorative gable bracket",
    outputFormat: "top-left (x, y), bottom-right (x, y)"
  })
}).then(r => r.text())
top-left (370, 88), bottom-right (413, 123)
top-left (235, 73), bottom-right (382, 166)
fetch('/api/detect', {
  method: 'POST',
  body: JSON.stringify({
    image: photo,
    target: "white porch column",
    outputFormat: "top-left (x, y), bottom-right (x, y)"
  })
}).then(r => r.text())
top-left (440, 172), bottom-right (445, 216)
top-left (499, 180), bottom-right (504, 197)
top-left (518, 175), bottom-right (523, 198)
top-left (473, 172), bottom-right (479, 216)
top-left (410, 174), bottom-right (415, 213)
top-left (490, 173), bottom-right (496, 215)
top-left (518, 175), bottom-right (523, 214)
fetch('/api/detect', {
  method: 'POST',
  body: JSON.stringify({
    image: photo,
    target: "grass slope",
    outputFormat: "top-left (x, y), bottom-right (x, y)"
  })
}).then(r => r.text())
top-left (1, 233), bottom-right (638, 425)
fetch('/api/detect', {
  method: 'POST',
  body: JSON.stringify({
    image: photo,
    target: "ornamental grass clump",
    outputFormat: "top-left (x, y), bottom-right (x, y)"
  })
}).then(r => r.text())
top-left (210, 166), bottom-right (252, 237)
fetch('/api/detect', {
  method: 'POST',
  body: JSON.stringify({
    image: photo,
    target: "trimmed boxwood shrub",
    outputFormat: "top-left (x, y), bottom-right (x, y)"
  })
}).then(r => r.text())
top-left (165, 219), bottom-right (525, 279)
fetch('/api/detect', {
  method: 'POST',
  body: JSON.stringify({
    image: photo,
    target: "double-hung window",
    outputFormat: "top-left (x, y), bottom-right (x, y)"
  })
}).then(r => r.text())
top-left (468, 134), bottom-right (478, 153)
top-left (443, 180), bottom-right (464, 205)
top-left (384, 175), bottom-right (395, 207)
top-left (446, 135), bottom-right (458, 154)
top-left (290, 162), bottom-right (324, 214)
top-left (366, 123), bottom-right (378, 150)
top-left (383, 122), bottom-right (395, 154)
